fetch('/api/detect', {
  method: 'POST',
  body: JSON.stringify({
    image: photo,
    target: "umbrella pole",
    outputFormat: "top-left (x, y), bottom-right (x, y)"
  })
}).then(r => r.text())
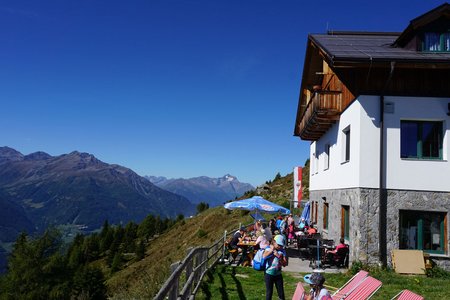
top-left (313, 238), bottom-right (324, 272)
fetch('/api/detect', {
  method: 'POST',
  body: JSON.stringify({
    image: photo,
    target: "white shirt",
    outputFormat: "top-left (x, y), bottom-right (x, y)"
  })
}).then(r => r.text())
top-left (310, 287), bottom-right (331, 300)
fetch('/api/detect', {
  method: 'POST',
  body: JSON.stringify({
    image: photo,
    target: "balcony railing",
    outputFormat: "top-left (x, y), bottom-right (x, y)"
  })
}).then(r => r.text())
top-left (298, 90), bottom-right (343, 141)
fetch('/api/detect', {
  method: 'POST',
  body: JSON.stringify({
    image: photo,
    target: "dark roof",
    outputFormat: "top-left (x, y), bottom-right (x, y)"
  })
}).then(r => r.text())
top-left (311, 33), bottom-right (450, 64)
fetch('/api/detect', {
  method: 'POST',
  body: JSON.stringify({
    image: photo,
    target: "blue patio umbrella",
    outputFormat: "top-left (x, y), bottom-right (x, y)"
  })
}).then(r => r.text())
top-left (250, 211), bottom-right (266, 221)
top-left (224, 196), bottom-right (290, 215)
top-left (300, 201), bottom-right (310, 225)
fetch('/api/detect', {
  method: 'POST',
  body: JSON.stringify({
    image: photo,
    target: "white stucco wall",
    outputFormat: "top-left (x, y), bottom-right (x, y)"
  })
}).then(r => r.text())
top-left (309, 95), bottom-right (450, 192)
top-left (310, 96), bottom-right (380, 191)
top-left (384, 96), bottom-right (450, 191)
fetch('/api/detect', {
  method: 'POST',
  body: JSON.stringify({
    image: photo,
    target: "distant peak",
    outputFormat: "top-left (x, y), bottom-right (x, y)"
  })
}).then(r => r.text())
top-left (0, 146), bottom-right (24, 162)
top-left (24, 151), bottom-right (52, 161)
top-left (223, 174), bottom-right (236, 181)
top-left (0, 146), bottom-right (23, 155)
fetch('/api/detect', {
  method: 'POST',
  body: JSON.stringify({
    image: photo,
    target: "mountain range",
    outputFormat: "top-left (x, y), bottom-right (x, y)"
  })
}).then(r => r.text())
top-left (145, 174), bottom-right (254, 207)
top-left (0, 146), bottom-right (196, 242)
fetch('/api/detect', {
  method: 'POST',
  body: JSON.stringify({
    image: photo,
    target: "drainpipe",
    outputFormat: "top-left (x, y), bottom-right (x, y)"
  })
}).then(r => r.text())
top-left (379, 61), bottom-right (395, 267)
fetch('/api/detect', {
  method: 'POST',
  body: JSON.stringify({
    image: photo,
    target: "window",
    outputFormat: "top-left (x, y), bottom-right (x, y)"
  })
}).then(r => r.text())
top-left (401, 121), bottom-right (443, 159)
top-left (342, 127), bottom-right (350, 163)
top-left (312, 152), bottom-right (318, 175)
top-left (323, 203), bottom-right (329, 230)
top-left (311, 201), bottom-right (318, 225)
top-left (399, 210), bottom-right (446, 254)
top-left (422, 32), bottom-right (450, 52)
top-left (341, 206), bottom-right (350, 240)
top-left (315, 152), bottom-right (319, 174)
top-left (324, 144), bottom-right (330, 170)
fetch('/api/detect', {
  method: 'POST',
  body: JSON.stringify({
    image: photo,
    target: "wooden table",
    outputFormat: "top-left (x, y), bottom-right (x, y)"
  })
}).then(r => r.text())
top-left (237, 241), bottom-right (257, 266)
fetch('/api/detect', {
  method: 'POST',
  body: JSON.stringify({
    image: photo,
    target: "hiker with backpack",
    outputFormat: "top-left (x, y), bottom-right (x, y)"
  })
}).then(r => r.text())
top-left (263, 234), bottom-right (288, 300)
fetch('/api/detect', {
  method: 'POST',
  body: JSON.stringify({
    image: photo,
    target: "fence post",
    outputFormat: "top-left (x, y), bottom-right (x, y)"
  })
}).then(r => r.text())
top-left (185, 248), bottom-right (193, 296)
top-left (203, 249), bottom-right (208, 273)
top-left (168, 262), bottom-right (181, 300)
top-left (219, 230), bottom-right (227, 263)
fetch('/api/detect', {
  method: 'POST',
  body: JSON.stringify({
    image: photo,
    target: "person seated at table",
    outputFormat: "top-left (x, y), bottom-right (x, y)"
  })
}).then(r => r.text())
top-left (299, 218), bottom-right (307, 231)
top-left (255, 224), bottom-right (271, 250)
top-left (306, 223), bottom-right (317, 236)
top-left (229, 226), bottom-right (247, 252)
top-left (325, 238), bottom-right (348, 264)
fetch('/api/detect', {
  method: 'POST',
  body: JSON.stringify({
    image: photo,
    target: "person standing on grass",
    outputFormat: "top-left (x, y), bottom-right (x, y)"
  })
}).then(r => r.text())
top-left (263, 234), bottom-right (288, 300)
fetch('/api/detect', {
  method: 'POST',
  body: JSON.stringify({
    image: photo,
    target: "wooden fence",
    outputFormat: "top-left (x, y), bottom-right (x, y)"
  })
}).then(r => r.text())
top-left (153, 229), bottom-right (237, 300)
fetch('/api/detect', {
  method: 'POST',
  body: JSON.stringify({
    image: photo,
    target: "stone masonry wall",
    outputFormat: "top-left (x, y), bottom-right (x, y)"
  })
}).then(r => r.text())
top-left (385, 189), bottom-right (450, 269)
top-left (310, 188), bottom-right (450, 270)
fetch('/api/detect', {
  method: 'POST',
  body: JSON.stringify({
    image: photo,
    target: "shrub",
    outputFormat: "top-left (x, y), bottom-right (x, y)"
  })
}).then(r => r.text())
top-left (426, 265), bottom-right (450, 278)
top-left (197, 229), bottom-right (208, 238)
top-left (196, 202), bottom-right (209, 214)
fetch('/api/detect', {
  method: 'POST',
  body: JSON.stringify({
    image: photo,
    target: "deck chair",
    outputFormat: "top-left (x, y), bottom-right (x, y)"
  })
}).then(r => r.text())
top-left (391, 289), bottom-right (424, 300)
top-left (292, 282), bottom-right (305, 300)
top-left (332, 270), bottom-right (369, 299)
top-left (344, 276), bottom-right (382, 300)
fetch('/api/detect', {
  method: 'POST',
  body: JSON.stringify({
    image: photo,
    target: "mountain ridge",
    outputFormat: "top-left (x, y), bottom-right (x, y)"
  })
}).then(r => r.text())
top-left (0, 146), bottom-right (195, 241)
top-left (146, 174), bottom-right (254, 206)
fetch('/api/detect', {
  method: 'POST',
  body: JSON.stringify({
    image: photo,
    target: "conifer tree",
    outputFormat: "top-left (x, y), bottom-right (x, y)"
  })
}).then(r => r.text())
top-left (110, 252), bottom-right (122, 274)
top-left (135, 239), bottom-right (146, 261)
top-left (72, 265), bottom-right (107, 300)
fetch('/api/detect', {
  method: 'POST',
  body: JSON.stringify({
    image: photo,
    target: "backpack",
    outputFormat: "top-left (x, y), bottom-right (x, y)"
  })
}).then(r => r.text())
top-left (252, 246), bottom-right (272, 271)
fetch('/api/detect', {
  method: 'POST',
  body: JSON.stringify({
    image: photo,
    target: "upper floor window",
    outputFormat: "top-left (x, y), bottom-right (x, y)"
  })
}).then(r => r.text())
top-left (342, 126), bottom-right (350, 163)
top-left (324, 144), bottom-right (330, 170)
top-left (401, 120), bottom-right (443, 160)
top-left (422, 32), bottom-right (450, 52)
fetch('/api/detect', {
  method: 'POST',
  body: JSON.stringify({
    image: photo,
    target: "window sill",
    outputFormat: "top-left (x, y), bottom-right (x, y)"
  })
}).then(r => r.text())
top-left (426, 253), bottom-right (449, 258)
top-left (401, 158), bottom-right (447, 162)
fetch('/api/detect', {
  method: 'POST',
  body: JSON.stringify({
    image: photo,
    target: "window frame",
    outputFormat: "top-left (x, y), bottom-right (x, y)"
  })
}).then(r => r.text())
top-left (399, 210), bottom-right (447, 255)
top-left (422, 32), bottom-right (450, 52)
top-left (324, 144), bottom-right (330, 170)
top-left (342, 126), bottom-right (350, 163)
top-left (400, 120), bottom-right (443, 160)
top-left (323, 202), bottom-right (329, 231)
top-left (341, 205), bottom-right (350, 240)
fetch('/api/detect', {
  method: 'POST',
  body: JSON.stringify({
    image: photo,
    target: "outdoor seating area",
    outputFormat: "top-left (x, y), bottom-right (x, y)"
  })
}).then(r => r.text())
top-left (296, 233), bottom-right (349, 269)
top-left (223, 196), bottom-right (351, 271)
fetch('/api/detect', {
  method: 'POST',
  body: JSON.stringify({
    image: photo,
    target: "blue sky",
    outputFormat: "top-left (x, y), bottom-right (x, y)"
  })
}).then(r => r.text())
top-left (0, 0), bottom-right (445, 186)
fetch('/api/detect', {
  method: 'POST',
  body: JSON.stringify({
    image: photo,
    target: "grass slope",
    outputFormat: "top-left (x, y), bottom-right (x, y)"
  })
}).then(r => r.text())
top-left (107, 207), bottom-right (255, 298)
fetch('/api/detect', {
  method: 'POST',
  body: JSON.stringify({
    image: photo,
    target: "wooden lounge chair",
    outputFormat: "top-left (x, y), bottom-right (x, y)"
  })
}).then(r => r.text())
top-left (292, 282), bottom-right (305, 300)
top-left (332, 270), bottom-right (369, 299)
top-left (344, 276), bottom-right (382, 300)
top-left (391, 289), bottom-right (424, 300)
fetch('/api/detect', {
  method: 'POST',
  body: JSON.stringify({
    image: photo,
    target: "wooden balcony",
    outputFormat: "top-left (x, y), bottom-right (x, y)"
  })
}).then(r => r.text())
top-left (298, 90), bottom-right (343, 141)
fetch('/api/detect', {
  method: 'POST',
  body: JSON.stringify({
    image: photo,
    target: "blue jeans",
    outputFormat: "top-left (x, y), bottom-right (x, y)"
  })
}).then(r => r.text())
top-left (264, 273), bottom-right (285, 300)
